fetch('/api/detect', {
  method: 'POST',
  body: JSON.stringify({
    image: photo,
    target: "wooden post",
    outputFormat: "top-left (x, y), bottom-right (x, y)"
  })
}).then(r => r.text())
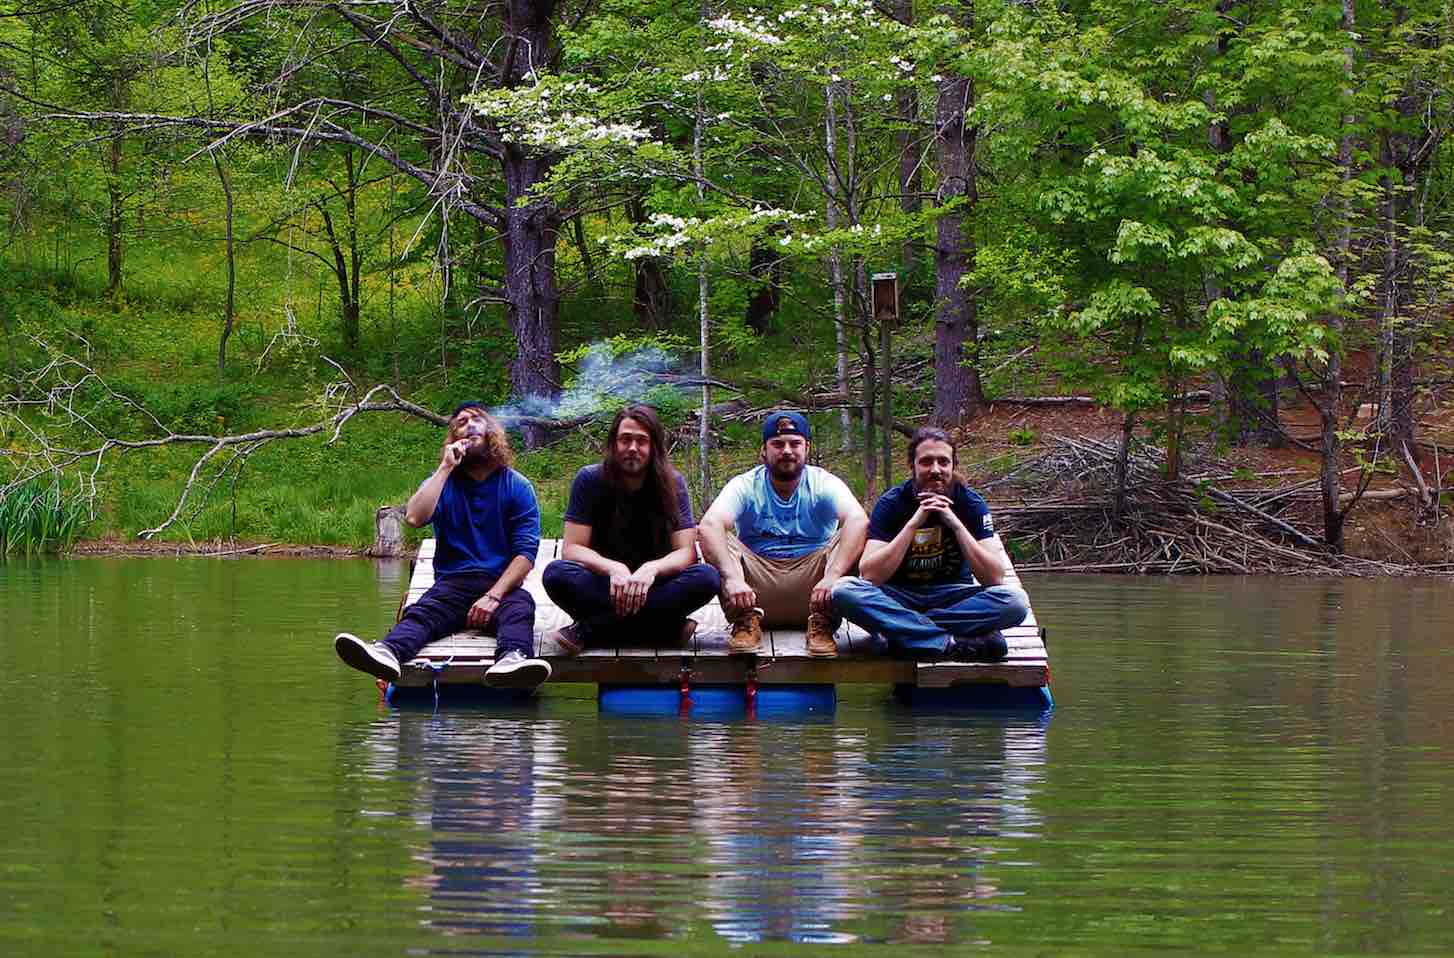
top-left (873, 272), bottom-right (899, 487)
top-left (371, 505), bottom-right (407, 558)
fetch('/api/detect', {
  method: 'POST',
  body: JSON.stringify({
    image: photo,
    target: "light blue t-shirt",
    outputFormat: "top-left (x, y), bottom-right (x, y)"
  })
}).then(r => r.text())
top-left (712, 465), bottom-right (858, 559)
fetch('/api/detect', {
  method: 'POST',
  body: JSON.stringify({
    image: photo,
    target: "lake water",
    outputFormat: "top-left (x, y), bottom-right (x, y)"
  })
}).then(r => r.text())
top-left (2, 558), bottom-right (1452, 955)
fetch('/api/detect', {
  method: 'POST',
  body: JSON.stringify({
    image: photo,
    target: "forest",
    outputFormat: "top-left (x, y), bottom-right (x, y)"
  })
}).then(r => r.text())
top-left (0, 0), bottom-right (1451, 569)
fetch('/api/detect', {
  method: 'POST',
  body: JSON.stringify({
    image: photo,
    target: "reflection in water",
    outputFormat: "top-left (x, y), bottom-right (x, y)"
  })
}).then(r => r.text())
top-left (356, 710), bottom-right (1049, 946)
top-left (8, 562), bottom-right (1454, 954)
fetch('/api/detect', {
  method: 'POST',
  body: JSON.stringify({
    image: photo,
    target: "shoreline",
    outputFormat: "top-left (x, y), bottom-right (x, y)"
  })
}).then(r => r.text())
top-left (56, 536), bottom-right (1452, 577)
top-left (64, 537), bottom-right (399, 559)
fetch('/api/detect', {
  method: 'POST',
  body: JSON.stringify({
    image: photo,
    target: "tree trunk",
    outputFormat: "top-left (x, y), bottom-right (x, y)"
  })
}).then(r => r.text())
top-left (1114, 410), bottom-right (1137, 519)
top-left (825, 80), bottom-right (852, 450)
top-left (318, 203), bottom-right (359, 350)
top-left (859, 260), bottom-right (877, 499)
top-left (931, 13), bottom-right (983, 425)
top-left (571, 214), bottom-right (597, 286)
top-left (1226, 351), bottom-right (1282, 446)
top-left (743, 239), bottom-right (784, 335)
top-left (1321, 0), bottom-right (1358, 553)
top-left (501, 0), bottom-right (563, 447)
top-left (106, 126), bottom-right (124, 295)
top-left (344, 148), bottom-right (362, 351)
top-left (695, 0), bottom-right (712, 502)
top-left (625, 198), bottom-right (670, 328)
top-left (212, 151), bottom-right (236, 372)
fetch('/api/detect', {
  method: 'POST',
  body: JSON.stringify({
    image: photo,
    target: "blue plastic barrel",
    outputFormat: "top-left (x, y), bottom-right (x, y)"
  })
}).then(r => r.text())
top-left (598, 684), bottom-right (837, 717)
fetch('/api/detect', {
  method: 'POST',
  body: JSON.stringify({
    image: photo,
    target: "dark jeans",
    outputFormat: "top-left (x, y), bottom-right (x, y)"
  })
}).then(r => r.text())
top-left (830, 576), bottom-right (1029, 656)
top-left (381, 572), bottom-right (536, 662)
top-left (542, 559), bottom-right (721, 643)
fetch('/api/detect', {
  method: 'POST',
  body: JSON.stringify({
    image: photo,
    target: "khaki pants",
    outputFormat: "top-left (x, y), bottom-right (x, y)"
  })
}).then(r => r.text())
top-left (724, 531), bottom-right (844, 628)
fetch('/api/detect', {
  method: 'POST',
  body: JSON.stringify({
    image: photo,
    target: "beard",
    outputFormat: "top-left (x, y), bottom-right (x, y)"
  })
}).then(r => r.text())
top-left (768, 457), bottom-right (804, 482)
top-left (615, 451), bottom-right (647, 476)
top-left (459, 436), bottom-right (498, 467)
top-left (913, 473), bottom-right (953, 495)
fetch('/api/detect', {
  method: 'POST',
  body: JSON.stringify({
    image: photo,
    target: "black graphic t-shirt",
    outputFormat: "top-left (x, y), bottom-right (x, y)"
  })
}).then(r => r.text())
top-left (867, 479), bottom-right (994, 587)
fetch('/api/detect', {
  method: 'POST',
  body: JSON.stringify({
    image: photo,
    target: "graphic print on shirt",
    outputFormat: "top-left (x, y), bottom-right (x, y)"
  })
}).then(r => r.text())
top-left (901, 521), bottom-right (963, 584)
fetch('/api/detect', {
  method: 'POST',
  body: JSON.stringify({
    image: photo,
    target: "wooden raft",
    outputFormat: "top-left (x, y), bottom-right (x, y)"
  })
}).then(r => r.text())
top-left (394, 538), bottom-right (1049, 690)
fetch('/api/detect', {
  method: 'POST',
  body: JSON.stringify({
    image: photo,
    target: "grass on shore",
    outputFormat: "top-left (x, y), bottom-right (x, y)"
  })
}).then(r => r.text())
top-left (0, 478), bottom-right (90, 555)
top-left (1, 233), bottom-right (970, 552)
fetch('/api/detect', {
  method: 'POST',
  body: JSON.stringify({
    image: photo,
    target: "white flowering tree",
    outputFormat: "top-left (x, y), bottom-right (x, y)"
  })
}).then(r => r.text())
top-left (469, 0), bottom-right (964, 489)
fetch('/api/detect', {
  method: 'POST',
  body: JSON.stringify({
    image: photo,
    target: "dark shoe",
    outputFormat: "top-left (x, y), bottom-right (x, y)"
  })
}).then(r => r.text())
top-left (728, 607), bottom-right (764, 654)
top-left (805, 612), bottom-right (838, 658)
top-left (335, 632), bottom-right (401, 682)
top-left (677, 618), bottom-right (699, 648)
top-left (948, 630), bottom-right (1008, 662)
top-left (485, 649), bottom-right (552, 689)
top-left (546, 621), bottom-right (587, 657)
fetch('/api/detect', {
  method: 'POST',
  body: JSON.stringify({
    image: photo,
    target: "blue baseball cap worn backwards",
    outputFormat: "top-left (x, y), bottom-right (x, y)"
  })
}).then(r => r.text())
top-left (762, 410), bottom-right (811, 443)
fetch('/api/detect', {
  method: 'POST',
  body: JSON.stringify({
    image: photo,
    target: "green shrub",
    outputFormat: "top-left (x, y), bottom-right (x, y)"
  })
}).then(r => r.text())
top-left (108, 379), bottom-right (262, 436)
top-left (0, 478), bottom-right (90, 555)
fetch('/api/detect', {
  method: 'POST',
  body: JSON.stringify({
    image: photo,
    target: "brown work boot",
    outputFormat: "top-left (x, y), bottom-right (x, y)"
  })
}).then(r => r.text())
top-left (806, 613), bottom-right (838, 658)
top-left (728, 607), bottom-right (764, 653)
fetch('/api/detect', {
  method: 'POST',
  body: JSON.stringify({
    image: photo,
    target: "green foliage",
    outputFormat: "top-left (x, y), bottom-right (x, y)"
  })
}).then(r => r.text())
top-left (1008, 426), bottom-right (1037, 447)
top-left (0, 478), bottom-right (90, 555)
top-left (0, 0), bottom-right (1451, 554)
top-left (110, 380), bottom-right (263, 436)
top-left (640, 383), bottom-right (694, 429)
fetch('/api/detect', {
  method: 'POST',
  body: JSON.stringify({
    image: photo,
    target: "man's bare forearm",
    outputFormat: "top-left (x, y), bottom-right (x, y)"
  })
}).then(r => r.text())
top-left (825, 513), bottom-right (868, 579)
top-left (860, 525), bottom-right (915, 584)
top-left (956, 527), bottom-right (1006, 586)
top-left (489, 554), bottom-right (534, 597)
top-left (561, 538), bottom-right (628, 576)
top-left (405, 466), bottom-right (451, 527)
top-left (645, 541), bottom-right (697, 578)
top-left (696, 517), bottom-right (734, 573)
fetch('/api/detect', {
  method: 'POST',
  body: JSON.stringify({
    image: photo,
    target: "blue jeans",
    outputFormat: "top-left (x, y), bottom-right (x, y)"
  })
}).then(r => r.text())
top-left (830, 576), bottom-right (1029, 656)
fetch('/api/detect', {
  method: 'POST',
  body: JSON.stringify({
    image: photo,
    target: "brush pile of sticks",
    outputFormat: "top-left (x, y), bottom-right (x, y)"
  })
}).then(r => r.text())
top-left (984, 436), bottom-right (1429, 576)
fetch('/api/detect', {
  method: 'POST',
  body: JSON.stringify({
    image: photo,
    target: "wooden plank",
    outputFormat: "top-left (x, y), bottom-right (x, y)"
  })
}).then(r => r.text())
top-left (916, 660), bottom-right (1049, 689)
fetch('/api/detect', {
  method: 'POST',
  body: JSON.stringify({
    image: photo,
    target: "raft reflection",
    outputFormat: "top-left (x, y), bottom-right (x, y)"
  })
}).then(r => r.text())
top-left (359, 706), bottom-right (1049, 946)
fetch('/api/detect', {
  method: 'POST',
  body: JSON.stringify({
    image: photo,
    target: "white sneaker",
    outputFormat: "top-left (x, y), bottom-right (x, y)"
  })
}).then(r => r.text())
top-left (334, 632), bottom-right (401, 682)
top-left (484, 649), bottom-right (552, 689)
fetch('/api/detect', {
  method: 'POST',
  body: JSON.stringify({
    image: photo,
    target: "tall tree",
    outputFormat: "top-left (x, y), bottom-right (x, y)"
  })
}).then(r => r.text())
top-left (930, 0), bottom-right (984, 425)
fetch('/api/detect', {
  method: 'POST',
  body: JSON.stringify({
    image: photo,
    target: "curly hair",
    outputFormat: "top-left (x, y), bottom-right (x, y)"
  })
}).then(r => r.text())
top-left (446, 406), bottom-right (514, 472)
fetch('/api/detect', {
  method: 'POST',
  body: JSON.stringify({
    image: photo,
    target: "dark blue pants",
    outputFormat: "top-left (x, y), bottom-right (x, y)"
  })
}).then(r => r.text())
top-left (541, 560), bottom-right (721, 644)
top-left (381, 572), bottom-right (535, 662)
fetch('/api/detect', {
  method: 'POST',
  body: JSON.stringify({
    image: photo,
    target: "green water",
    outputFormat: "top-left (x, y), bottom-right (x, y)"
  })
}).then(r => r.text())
top-left (2, 558), bottom-right (1452, 955)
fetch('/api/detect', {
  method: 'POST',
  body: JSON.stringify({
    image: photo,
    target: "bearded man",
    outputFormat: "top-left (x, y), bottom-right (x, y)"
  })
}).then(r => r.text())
top-left (334, 403), bottom-right (551, 688)
top-left (830, 427), bottom-right (1027, 661)
top-left (542, 403), bottom-right (721, 651)
top-left (697, 410), bottom-right (868, 658)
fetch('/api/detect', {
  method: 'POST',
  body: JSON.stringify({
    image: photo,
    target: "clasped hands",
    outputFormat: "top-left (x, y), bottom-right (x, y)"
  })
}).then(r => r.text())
top-left (608, 561), bottom-right (658, 618)
top-left (911, 491), bottom-right (964, 532)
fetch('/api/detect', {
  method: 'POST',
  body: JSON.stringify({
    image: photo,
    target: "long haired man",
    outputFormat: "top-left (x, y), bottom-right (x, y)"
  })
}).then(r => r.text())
top-left (542, 403), bottom-right (721, 651)
top-left (829, 427), bottom-right (1027, 661)
top-left (335, 403), bottom-right (551, 688)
